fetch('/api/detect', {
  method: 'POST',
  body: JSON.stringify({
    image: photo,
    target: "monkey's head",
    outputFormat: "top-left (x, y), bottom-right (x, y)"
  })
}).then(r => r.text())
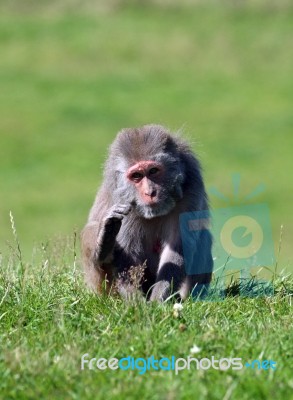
top-left (106, 125), bottom-right (189, 219)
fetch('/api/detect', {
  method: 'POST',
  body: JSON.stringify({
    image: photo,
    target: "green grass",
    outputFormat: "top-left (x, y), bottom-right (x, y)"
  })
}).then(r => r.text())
top-left (0, 2), bottom-right (293, 398)
top-left (1, 232), bottom-right (293, 399)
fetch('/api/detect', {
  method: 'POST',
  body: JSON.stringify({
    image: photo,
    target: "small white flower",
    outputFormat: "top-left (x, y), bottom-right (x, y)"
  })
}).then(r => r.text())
top-left (173, 303), bottom-right (183, 312)
top-left (190, 345), bottom-right (201, 354)
top-left (173, 303), bottom-right (183, 318)
top-left (54, 355), bottom-right (61, 364)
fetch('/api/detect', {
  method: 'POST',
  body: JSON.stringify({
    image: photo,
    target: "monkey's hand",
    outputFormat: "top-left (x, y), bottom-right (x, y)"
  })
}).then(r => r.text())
top-left (96, 204), bottom-right (132, 263)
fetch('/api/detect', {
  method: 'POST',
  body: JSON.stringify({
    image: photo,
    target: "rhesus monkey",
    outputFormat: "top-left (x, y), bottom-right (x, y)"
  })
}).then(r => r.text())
top-left (81, 125), bottom-right (213, 301)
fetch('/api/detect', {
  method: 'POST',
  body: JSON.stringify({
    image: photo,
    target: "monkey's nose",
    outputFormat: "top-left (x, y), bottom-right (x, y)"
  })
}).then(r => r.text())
top-left (146, 190), bottom-right (157, 199)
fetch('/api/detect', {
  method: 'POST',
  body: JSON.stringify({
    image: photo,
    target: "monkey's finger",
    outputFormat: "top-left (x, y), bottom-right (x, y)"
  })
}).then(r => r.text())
top-left (105, 214), bottom-right (124, 224)
top-left (113, 204), bottom-right (132, 215)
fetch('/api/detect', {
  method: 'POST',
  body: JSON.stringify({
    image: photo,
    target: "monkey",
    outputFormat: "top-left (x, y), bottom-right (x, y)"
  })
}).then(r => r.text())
top-left (81, 124), bottom-right (213, 301)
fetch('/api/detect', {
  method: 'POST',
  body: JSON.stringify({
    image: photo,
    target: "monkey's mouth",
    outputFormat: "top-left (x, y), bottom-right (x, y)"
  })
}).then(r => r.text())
top-left (133, 197), bottom-right (161, 209)
top-left (135, 197), bottom-right (176, 219)
top-left (146, 200), bottom-right (160, 207)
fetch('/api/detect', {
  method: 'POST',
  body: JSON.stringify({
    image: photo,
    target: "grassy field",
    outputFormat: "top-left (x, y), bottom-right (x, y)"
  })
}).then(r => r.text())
top-left (0, 1), bottom-right (292, 399)
top-left (1, 233), bottom-right (293, 399)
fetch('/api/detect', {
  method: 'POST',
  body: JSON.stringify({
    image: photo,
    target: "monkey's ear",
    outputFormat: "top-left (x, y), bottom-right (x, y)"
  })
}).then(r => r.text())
top-left (164, 137), bottom-right (179, 154)
top-left (179, 150), bottom-right (205, 192)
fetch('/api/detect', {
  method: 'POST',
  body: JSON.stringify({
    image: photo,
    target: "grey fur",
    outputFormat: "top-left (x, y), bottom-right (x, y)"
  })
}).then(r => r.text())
top-left (81, 125), bottom-right (213, 301)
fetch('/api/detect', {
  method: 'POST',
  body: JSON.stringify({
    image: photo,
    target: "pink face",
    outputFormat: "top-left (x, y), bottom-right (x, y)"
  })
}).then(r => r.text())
top-left (127, 161), bottom-right (164, 206)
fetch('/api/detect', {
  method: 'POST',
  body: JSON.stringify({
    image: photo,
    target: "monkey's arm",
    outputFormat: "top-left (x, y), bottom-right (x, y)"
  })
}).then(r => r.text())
top-left (81, 204), bottom-right (131, 294)
top-left (95, 204), bottom-right (132, 263)
top-left (82, 204), bottom-right (131, 266)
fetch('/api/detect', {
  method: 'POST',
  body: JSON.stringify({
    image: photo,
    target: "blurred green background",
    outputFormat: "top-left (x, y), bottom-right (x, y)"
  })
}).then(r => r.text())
top-left (0, 0), bottom-right (292, 267)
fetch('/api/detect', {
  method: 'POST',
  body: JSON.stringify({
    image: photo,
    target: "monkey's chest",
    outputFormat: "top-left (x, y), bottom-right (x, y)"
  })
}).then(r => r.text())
top-left (152, 239), bottom-right (162, 254)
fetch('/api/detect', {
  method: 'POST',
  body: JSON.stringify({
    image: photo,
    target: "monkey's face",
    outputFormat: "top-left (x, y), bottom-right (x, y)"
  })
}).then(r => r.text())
top-left (126, 160), bottom-right (184, 219)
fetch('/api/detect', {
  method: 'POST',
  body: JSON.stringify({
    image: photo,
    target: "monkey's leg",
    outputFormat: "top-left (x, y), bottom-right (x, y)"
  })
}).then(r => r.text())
top-left (84, 262), bottom-right (114, 295)
top-left (150, 244), bottom-right (185, 302)
top-left (179, 229), bottom-right (214, 300)
top-left (81, 223), bottom-right (112, 293)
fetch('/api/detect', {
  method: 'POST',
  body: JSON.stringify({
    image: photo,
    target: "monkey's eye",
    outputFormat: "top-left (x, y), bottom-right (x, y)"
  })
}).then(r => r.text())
top-left (149, 167), bottom-right (159, 176)
top-left (131, 172), bottom-right (144, 181)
